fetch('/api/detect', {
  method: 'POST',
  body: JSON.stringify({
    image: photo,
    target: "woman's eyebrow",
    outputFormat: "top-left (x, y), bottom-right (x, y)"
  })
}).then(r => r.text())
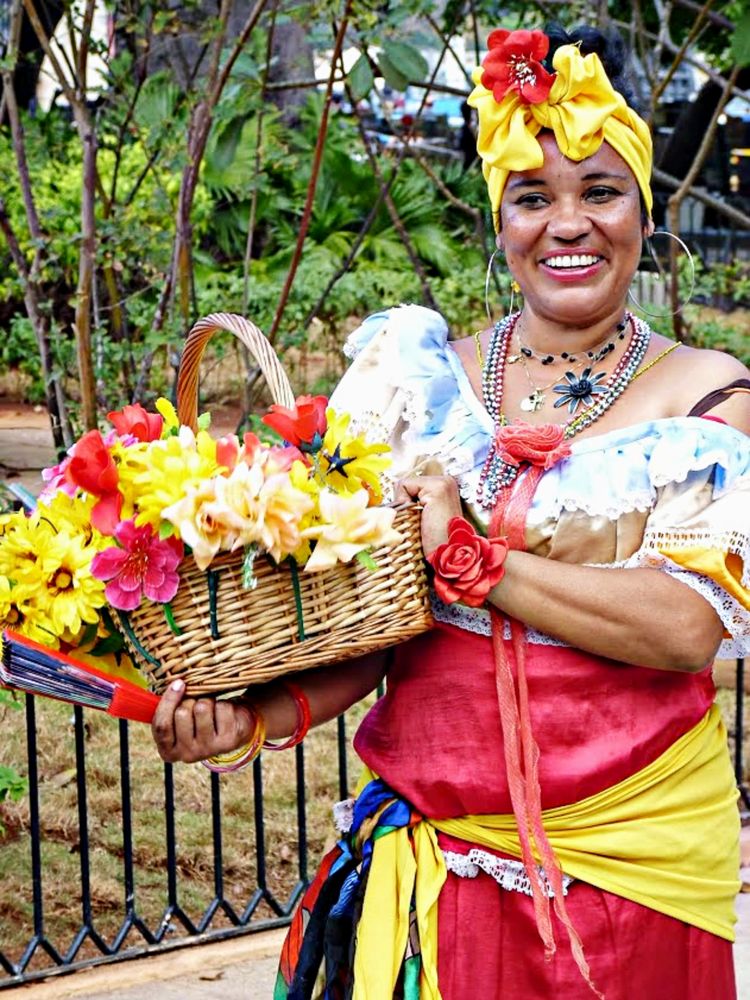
top-left (581, 171), bottom-right (629, 182)
top-left (506, 178), bottom-right (548, 190)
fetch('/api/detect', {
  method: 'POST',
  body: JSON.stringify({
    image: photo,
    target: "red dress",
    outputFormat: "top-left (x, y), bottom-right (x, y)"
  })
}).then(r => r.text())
top-left (354, 623), bottom-right (736, 999)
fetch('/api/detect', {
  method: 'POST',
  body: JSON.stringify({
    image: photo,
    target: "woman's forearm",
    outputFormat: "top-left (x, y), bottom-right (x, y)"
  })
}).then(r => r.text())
top-left (246, 650), bottom-right (389, 740)
top-left (488, 552), bottom-right (725, 672)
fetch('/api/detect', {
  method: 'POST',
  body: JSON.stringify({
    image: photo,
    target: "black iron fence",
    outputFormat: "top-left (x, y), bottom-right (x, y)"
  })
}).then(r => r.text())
top-left (0, 665), bottom-right (747, 988)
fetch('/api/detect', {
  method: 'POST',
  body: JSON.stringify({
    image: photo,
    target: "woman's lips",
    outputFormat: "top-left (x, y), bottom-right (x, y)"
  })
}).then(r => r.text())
top-left (538, 253), bottom-right (605, 283)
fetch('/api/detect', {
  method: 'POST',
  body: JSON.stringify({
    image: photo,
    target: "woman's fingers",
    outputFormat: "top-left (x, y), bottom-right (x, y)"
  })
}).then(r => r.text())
top-left (396, 475), bottom-right (463, 557)
top-left (151, 679), bottom-right (186, 760)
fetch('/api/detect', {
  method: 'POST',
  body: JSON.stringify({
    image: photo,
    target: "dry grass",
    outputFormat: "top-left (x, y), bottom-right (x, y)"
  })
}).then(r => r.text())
top-left (0, 691), bottom-right (375, 971)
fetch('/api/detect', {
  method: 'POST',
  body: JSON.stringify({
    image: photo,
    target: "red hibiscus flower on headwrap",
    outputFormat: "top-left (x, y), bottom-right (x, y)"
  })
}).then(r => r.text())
top-left (481, 29), bottom-right (555, 105)
top-left (496, 422), bottom-right (571, 470)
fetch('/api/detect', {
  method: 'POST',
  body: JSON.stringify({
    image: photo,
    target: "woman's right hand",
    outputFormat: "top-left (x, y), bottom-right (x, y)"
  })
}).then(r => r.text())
top-left (151, 680), bottom-right (256, 764)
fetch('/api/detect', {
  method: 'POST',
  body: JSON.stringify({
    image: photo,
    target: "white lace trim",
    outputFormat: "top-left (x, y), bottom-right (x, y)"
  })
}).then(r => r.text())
top-left (443, 848), bottom-right (573, 898)
top-left (430, 593), bottom-right (568, 646)
top-left (638, 528), bottom-right (750, 589)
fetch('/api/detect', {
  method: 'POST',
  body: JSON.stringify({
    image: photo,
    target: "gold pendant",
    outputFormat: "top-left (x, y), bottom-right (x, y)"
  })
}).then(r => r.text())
top-left (520, 389), bottom-right (545, 412)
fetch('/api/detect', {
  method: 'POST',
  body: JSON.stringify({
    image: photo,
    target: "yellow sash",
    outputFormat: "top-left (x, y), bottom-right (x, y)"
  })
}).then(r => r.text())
top-left (353, 705), bottom-right (739, 1000)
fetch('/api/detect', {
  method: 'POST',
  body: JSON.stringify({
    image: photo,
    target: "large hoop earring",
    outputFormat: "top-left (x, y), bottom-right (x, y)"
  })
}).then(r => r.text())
top-left (485, 250), bottom-right (521, 321)
top-left (628, 230), bottom-right (696, 317)
top-left (484, 249), bottom-right (500, 321)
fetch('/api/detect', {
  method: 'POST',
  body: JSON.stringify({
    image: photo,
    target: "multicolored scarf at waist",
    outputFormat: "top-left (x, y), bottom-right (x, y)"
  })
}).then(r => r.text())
top-left (275, 704), bottom-right (739, 1000)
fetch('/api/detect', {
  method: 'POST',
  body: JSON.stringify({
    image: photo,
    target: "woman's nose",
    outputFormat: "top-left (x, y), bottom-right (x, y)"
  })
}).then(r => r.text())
top-left (546, 200), bottom-right (593, 241)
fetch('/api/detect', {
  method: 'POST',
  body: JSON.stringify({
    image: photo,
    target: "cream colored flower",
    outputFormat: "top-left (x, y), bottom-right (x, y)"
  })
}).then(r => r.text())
top-left (302, 489), bottom-right (401, 571)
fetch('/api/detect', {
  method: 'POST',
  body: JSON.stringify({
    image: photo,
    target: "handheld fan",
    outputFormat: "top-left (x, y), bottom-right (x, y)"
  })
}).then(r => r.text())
top-left (0, 629), bottom-right (160, 724)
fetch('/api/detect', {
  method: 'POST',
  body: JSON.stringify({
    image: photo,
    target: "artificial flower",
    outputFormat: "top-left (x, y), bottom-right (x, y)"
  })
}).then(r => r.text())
top-left (262, 394), bottom-right (328, 452)
top-left (216, 434), bottom-right (241, 472)
top-left (162, 477), bottom-right (245, 571)
top-left (495, 421), bottom-right (571, 470)
top-left (65, 430), bottom-right (123, 534)
top-left (481, 28), bottom-right (555, 105)
top-left (155, 397), bottom-right (180, 434)
top-left (0, 509), bottom-right (57, 584)
top-left (91, 519), bottom-right (183, 611)
top-left (107, 403), bottom-right (164, 442)
top-left (318, 409), bottom-right (391, 503)
top-left (34, 531), bottom-right (107, 635)
top-left (130, 427), bottom-right (221, 531)
top-left (302, 489), bottom-right (401, 571)
top-left (255, 471), bottom-right (315, 564)
top-left (427, 517), bottom-right (509, 607)
top-left (0, 577), bottom-right (57, 646)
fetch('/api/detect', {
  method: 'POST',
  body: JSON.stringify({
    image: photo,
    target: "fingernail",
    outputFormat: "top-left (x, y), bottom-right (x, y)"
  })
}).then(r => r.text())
top-left (171, 679), bottom-right (185, 692)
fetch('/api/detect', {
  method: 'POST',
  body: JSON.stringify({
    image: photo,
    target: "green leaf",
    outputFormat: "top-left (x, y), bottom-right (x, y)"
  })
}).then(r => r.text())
top-left (355, 549), bottom-right (378, 571)
top-left (89, 632), bottom-right (126, 657)
top-left (211, 116), bottom-right (246, 174)
top-left (158, 521), bottom-right (174, 539)
top-left (348, 54), bottom-right (375, 102)
top-left (732, 10), bottom-right (750, 67)
top-left (197, 411), bottom-right (212, 431)
top-left (381, 40), bottom-right (429, 84)
top-left (377, 51), bottom-right (410, 93)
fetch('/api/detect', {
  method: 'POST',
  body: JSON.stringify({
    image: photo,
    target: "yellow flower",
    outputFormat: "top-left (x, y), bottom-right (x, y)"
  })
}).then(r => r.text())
top-left (35, 492), bottom-right (104, 547)
top-left (34, 531), bottom-right (106, 636)
top-left (0, 578), bottom-right (58, 647)
top-left (155, 397), bottom-right (180, 435)
top-left (319, 409), bottom-right (391, 504)
top-left (132, 427), bottom-right (222, 531)
top-left (288, 460), bottom-right (320, 564)
top-left (0, 511), bottom-right (56, 584)
top-left (302, 489), bottom-right (401, 571)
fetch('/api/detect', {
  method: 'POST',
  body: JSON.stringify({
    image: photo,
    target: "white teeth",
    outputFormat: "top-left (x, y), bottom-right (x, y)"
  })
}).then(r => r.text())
top-left (544, 254), bottom-right (600, 268)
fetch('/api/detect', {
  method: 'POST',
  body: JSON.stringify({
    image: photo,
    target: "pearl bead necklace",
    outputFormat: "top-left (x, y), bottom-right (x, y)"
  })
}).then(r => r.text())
top-left (476, 312), bottom-right (651, 510)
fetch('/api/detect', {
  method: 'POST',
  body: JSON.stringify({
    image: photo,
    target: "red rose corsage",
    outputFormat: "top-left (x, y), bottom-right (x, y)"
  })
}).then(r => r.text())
top-left (427, 516), bottom-right (509, 608)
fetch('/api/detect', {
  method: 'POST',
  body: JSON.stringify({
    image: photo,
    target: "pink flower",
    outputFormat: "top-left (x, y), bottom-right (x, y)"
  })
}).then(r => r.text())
top-left (91, 519), bottom-right (183, 611)
top-left (481, 29), bottom-right (555, 105)
top-left (40, 455), bottom-right (78, 499)
top-left (496, 422), bottom-right (571, 470)
top-left (216, 434), bottom-right (241, 472)
top-left (107, 403), bottom-right (164, 442)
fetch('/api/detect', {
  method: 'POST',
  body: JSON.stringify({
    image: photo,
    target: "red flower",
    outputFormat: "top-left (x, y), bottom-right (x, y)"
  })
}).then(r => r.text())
top-left (107, 403), bottom-right (163, 442)
top-left (216, 434), bottom-right (241, 472)
top-left (496, 422), bottom-right (571, 470)
top-left (262, 395), bottom-right (328, 451)
top-left (65, 430), bottom-right (123, 534)
top-left (428, 517), bottom-right (509, 608)
top-left (481, 29), bottom-right (555, 105)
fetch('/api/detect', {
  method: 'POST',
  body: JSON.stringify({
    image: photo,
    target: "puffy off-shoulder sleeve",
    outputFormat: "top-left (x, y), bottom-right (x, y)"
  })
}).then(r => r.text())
top-left (624, 420), bottom-right (750, 658)
top-left (329, 304), bottom-right (492, 500)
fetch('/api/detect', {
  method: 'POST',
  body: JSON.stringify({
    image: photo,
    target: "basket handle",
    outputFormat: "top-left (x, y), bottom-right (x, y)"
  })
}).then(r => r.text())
top-left (177, 313), bottom-right (296, 432)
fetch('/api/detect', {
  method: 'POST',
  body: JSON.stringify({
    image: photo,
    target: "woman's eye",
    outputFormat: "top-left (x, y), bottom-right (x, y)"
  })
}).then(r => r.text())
top-left (586, 186), bottom-right (621, 202)
top-left (517, 193), bottom-right (548, 207)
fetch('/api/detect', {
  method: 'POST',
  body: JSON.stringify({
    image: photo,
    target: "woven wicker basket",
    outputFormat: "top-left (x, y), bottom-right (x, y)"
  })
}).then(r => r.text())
top-left (120, 313), bottom-right (434, 695)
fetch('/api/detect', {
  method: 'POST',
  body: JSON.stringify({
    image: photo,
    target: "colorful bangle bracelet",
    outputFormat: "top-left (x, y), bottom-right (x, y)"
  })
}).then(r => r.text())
top-left (262, 681), bottom-right (311, 751)
top-left (201, 704), bottom-right (267, 774)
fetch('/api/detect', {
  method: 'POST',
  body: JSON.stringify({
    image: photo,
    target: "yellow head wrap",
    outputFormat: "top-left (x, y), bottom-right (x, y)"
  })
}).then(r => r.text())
top-left (467, 34), bottom-right (653, 220)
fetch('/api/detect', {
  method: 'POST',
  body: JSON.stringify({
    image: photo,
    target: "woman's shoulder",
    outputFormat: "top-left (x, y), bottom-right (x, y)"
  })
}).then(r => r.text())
top-left (651, 339), bottom-right (750, 433)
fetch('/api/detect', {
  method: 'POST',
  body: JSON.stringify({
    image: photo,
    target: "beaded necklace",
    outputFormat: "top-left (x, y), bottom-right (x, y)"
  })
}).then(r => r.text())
top-left (476, 311), bottom-right (651, 510)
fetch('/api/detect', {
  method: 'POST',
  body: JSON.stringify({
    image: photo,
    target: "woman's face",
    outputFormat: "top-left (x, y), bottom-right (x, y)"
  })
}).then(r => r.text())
top-left (499, 133), bottom-right (651, 328)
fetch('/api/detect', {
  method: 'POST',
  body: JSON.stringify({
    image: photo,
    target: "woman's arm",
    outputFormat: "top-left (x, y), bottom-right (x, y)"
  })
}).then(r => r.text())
top-left (398, 474), bottom-right (725, 674)
top-left (151, 651), bottom-right (389, 763)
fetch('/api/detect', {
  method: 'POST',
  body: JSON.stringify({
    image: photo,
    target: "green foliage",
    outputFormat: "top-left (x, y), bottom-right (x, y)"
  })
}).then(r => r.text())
top-left (0, 689), bottom-right (27, 830)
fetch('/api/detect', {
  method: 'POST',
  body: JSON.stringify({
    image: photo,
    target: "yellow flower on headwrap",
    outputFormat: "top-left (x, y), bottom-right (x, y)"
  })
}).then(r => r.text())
top-left (467, 32), bottom-right (653, 219)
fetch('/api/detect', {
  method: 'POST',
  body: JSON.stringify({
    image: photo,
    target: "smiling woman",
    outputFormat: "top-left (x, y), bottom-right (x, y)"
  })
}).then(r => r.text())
top-left (150, 22), bottom-right (750, 1000)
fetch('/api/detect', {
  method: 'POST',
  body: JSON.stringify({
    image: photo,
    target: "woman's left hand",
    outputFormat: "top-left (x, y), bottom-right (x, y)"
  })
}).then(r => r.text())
top-left (396, 474), bottom-right (462, 558)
